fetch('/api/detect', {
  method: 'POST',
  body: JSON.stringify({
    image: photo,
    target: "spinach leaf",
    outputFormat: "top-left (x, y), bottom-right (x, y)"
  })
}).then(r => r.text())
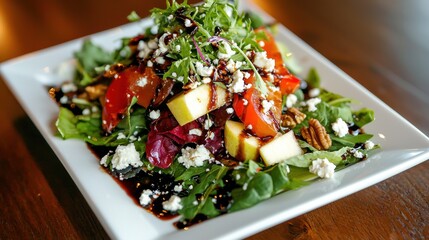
top-left (229, 172), bottom-right (273, 212)
top-left (353, 108), bottom-right (375, 128)
top-left (283, 147), bottom-right (351, 167)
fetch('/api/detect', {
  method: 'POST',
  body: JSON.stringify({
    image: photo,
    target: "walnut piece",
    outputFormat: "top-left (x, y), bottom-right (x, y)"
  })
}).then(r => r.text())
top-left (281, 107), bottom-right (306, 128)
top-left (300, 118), bottom-right (332, 150)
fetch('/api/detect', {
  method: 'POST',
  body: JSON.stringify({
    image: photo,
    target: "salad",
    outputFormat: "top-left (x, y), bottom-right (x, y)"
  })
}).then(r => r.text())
top-left (49, 0), bottom-right (378, 229)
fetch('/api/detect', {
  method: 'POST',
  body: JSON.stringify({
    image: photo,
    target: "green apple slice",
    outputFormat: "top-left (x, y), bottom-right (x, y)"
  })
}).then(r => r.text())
top-left (260, 130), bottom-right (303, 166)
top-left (167, 84), bottom-right (228, 126)
top-left (224, 120), bottom-right (260, 161)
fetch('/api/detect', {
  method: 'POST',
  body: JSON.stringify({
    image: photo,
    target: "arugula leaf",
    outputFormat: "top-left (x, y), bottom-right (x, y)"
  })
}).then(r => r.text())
top-left (331, 133), bottom-right (373, 147)
top-left (179, 164), bottom-right (228, 220)
top-left (74, 39), bottom-right (114, 86)
top-left (353, 108), bottom-right (375, 128)
top-left (306, 67), bottom-right (321, 88)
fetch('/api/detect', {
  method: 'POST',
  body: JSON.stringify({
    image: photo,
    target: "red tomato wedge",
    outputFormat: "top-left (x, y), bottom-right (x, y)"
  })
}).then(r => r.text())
top-left (232, 72), bottom-right (282, 138)
top-left (256, 28), bottom-right (300, 95)
top-left (102, 66), bottom-right (161, 132)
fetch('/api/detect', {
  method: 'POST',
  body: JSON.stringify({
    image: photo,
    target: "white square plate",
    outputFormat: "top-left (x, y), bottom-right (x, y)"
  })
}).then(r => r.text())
top-left (1, 1), bottom-right (428, 239)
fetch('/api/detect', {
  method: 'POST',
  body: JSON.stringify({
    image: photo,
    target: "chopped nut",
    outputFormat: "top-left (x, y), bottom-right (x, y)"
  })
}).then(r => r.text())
top-left (84, 84), bottom-right (108, 100)
top-left (300, 118), bottom-right (332, 150)
top-left (281, 107), bottom-right (306, 128)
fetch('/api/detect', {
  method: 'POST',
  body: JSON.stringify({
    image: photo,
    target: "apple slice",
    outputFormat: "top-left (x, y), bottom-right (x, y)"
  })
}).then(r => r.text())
top-left (224, 120), bottom-right (260, 161)
top-left (259, 130), bottom-right (303, 166)
top-left (167, 84), bottom-right (228, 126)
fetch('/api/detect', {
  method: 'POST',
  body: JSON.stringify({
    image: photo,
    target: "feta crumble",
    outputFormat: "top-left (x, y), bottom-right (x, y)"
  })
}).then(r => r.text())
top-left (332, 118), bottom-right (349, 137)
top-left (184, 19), bottom-right (192, 27)
top-left (111, 143), bottom-right (142, 170)
top-left (204, 118), bottom-right (213, 130)
top-left (253, 51), bottom-right (275, 72)
top-left (59, 96), bottom-right (68, 104)
top-left (306, 98), bottom-right (321, 112)
top-left (229, 70), bottom-right (246, 93)
top-left (308, 88), bottom-right (321, 98)
top-left (286, 94), bottom-right (298, 108)
top-left (309, 158), bottom-right (336, 178)
top-left (189, 128), bottom-right (203, 136)
top-left (117, 132), bottom-right (126, 140)
top-left (261, 100), bottom-right (274, 114)
top-left (178, 145), bottom-right (213, 168)
top-left (365, 140), bottom-right (375, 150)
top-left (162, 195), bottom-right (183, 212)
top-left (82, 108), bottom-right (91, 115)
top-left (226, 108), bottom-right (234, 114)
top-left (155, 56), bottom-right (165, 65)
top-left (137, 77), bottom-right (148, 87)
top-left (174, 184), bottom-right (183, 192)
top-left (149, 110), bottom-right (161, 120)
top-left (139, 189), bottom-right (153, 206)
top-left (353, 150), bottom-right (364, 159)
top-left (217, 41), bottom-right (236, 60)
top-left (195, 62), bottom-right (214, 77)
top-left (61, 82), bottom-right (77, 93)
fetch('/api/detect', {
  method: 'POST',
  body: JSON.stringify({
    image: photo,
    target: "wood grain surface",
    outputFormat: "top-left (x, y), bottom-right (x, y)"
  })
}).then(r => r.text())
top-left (0, 0), bottom-right (428, 239)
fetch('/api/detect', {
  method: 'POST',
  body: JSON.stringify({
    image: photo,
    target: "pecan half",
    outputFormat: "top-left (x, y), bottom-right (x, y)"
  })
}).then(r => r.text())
top-left (300, 118), bottom-right (332, 150)
top-left (281, 107), bottom-right (306, 129)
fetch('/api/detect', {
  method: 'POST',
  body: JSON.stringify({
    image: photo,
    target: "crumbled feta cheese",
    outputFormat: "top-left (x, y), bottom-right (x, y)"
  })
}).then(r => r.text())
top-left (117, 132), bottom-right (126, 140)
top-left (149, 110), bottom-right (161, 120)
top-left (365, 140), bottom-right (375, 150)
top-left (309, 88), bottom-right (321, 98)
top-left (157, 32), bottom-right (171, 54)
top-left (177, 76), bottom-right (184, 82)
top-left (174, 185), bottom-right (183, 192)
top-left (137, 76), bottom-right (147, 87)
top-left (148, 39), bottom-right (158, 49)
top-left (226, 59), bottom-right (236, 72)
top-left (306, 98), bottom-right (321, 112)
top-left (286, 94), bottom-right (298, 108)
top-left (226, 108), bottom-right (234, 114)
top-left (59, 96), bottom-right (68, 104)
top-left (217, 41), bottom-right (236, 60)
top-left (100, 154), bottom-right (109, 167)
top-left (262, 100), bottom-right (274, 114)
top-left (82, 108), bottom-right (90, 115)
top-left (247, 124), bottom-right (253, 130)
top-left (111, 143), bottom-right (142, 170)
top-left (193, 200), bottom-right (198, 206)
top-left (189, 128), bottom-right (202, 136)
top-left (207, 131), bottom-right (215, 140)
top-left (167, 14), bottom-right (174, 20)
top-left (213, 59), bottom-right (219, 65)
top-left (242, 182), bottom-right (248, 190)
top-left (184, 19), bottom-right (192, 27)
top-left (178, 145), bottom-right (213, 168)
top-left (243, 71), bottom-right (251, 79)
top-left (353, 150), bottom-right (364, 158)
top-left (195, 62), bottom-right (214, 77)
top-left (175, 44), bottom-right (181, 52)
top-left (147, 60), bottom-right (153, 67)
top-left (253, 51), bottom-right (275, 72)
top-left (332, 118), bottom-right (349, 137)
top-left (171, 72), bottom-right (177, 78)
top-left (155, 56), bottom-right (165, 65)
top-left (243, 99), bottom-right (248, 106)
top-left (236, 174), bottom-right (241, 180)
top-left (204, 118), bottom-right (213, 130)
top-left (309, 158), bottom-right (336, 178)
top-left (258, 41), bottom-right (265, 47)
top-left (189, 185), bottom-right (193, 190)
top-left (162, 195), bottom-right (183, 211)
top-left (139, 189), bottom-right (153, 206)
top-left (61, 82), bottom-right (77, 93)
top-left (229, 70), bottom-right (245, 93)
top-left (202, 77), bottom-right (211, 84)
top-left (91, 106), bottom-right (99, 113)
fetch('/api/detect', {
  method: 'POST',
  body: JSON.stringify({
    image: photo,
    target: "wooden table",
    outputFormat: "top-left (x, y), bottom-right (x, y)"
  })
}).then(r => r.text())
top-left (1, 0), bottom-right (428, 239)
